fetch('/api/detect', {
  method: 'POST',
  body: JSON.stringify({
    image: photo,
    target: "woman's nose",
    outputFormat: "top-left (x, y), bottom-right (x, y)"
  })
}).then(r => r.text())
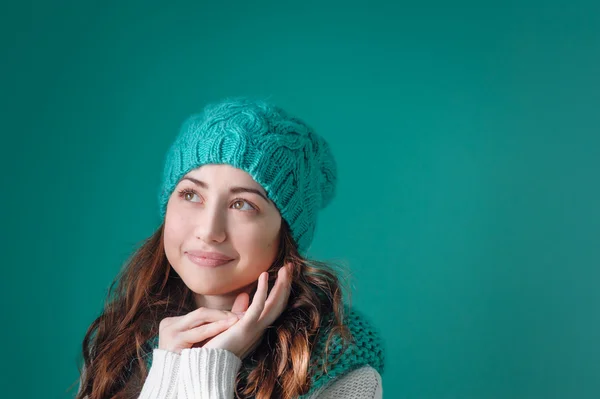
top-left (193, 206), bottom-right (227, 243)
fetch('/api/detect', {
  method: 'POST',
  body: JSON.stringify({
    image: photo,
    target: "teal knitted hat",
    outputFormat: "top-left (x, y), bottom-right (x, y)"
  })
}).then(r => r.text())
top-left (158, 97), bottom-right (337, 253)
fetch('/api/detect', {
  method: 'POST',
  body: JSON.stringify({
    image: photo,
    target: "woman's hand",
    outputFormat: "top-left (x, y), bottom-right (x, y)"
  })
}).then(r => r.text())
top-left (157, 307), bottom-right (243, 355)
top-left (202, 263), bottom-right (293, 359)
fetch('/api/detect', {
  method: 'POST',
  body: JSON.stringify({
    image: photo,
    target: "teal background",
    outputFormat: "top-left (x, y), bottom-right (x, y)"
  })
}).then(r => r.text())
top-left (2, 1), bottom-right (599, 398)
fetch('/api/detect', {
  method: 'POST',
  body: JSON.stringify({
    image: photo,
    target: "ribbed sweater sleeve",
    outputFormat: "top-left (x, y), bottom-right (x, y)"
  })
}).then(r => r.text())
top-left (136, 348), bottom-right (241, 399)
top-left (177, 347), bottom-right (242, 399)
top-left (138, 349), bottom-right (181, 399)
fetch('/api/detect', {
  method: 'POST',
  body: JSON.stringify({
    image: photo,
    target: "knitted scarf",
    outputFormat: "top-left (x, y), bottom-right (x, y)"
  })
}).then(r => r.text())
top-left (143, 305), bottom-right (385, 398)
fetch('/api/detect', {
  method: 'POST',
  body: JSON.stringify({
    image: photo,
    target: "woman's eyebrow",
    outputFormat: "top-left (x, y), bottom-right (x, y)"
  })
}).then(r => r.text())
top-left (180, 176), bottom-right (271, 204)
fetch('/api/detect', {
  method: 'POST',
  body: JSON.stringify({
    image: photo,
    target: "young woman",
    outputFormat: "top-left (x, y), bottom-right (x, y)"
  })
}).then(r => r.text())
top-left (75, 97), bottom-right (385, 399)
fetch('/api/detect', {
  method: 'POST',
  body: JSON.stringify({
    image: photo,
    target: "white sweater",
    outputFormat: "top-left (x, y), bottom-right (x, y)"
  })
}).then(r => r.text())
top-left (79, 347), bottom-right (383, 399)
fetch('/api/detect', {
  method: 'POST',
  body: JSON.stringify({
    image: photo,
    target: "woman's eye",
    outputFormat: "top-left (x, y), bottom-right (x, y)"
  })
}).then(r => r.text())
top-left (185, 192), bottom-right (200, 202)
top-left (178, 189), bottom-right (201, 203)
top-left (232, 199), bottom-right (256, 211)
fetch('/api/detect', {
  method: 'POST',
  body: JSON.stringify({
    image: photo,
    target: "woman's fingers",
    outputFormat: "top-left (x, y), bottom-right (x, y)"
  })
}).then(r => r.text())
top-left (180, 317), bottom-right (239, 346)
top-left (231, 292), bottom-right (250, 315)
top-left (177, 307), bottom-right (239, 330)
top-left (244, 272), bottom-right (269, 323)
top-left (261, 264), bottom-right (292, 325)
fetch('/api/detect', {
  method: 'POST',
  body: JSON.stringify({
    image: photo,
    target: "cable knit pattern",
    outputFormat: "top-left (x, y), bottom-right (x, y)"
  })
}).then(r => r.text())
top-left (157, 97), bottom-right (337, 254)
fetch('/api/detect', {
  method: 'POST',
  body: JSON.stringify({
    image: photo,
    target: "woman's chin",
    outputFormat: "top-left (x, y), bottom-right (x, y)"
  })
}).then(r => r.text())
top-left (189, 285), bottom-right (231, 296)
top-left (187, 281), bottom-right (239, 296)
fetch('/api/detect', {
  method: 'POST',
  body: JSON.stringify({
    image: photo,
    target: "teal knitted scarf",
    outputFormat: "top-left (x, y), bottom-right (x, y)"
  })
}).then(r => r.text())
top-left (143, 305), bottom-right (385, 398)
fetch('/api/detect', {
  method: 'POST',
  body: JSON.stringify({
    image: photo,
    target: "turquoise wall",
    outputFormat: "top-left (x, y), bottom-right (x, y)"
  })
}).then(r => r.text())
top-left (2, 1), bottom-right (599, 398)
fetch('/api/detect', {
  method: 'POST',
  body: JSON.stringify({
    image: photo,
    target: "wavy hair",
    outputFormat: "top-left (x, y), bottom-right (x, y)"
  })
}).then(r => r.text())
top-left (71, 219), bottom-right (353, 399)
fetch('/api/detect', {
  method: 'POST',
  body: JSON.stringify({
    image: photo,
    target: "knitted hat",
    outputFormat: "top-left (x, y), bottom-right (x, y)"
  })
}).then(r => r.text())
top-left (158, 97), bottom-right (337, 254)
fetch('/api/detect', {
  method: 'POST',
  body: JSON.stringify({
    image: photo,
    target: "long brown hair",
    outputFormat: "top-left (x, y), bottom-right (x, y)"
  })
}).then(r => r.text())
top-left (72, 219), bottom-right (353, 399)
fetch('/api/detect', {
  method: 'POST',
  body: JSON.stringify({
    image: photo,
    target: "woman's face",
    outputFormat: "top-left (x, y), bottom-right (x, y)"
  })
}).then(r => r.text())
top-left (163, 164), bottom-right (282, 297)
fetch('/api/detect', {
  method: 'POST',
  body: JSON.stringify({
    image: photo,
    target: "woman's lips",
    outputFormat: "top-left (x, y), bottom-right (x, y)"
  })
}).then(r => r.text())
top-left (186, 253), bottom-right (233, 267)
